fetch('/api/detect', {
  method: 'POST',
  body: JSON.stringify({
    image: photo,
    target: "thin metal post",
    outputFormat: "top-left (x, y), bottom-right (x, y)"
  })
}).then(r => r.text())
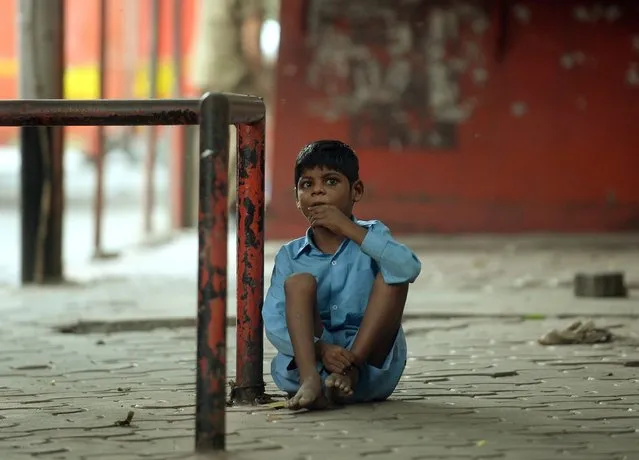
top-left (17, 0), bottom-right (65, 284)
top-left (195, 93), bottom-right (230, 452)
top-left (93, 0), bottom-right (107, 258)
top-left (235, 119), bottom-right (266, 403)
top-left (121, 0), bottom-right (138, 152)
top-left (171, 0), bottom-right (190, 228)
top-left (144, 0), bottom-right (161, 236)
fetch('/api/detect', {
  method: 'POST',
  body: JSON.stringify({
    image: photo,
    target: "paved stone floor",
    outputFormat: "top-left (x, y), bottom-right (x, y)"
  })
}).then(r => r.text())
top-left (1, 235), bottom-right (639, 459)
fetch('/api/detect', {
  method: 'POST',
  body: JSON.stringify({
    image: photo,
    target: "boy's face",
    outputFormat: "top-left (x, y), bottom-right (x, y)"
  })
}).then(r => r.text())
top-left (295, 167), bottom-right (363, 219)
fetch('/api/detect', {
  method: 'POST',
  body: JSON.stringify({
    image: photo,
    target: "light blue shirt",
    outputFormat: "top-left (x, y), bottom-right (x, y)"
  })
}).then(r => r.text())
top-left (262, 218), bottom-right (422, 401)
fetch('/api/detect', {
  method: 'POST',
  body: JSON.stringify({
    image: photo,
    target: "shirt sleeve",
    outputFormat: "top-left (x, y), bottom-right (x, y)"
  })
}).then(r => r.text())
top-left (262, 248), bottom-right (296, 356)
top-left (359, 221), bottom-right (422, 284)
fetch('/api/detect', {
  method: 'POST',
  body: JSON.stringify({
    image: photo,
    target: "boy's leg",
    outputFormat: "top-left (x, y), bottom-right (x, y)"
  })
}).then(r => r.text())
top-left (326, 272), bottom-right (408, 397)
top-left (352, 273), bottom-right (408, 367)
top-left (284, 273), bottom-right (327, 409)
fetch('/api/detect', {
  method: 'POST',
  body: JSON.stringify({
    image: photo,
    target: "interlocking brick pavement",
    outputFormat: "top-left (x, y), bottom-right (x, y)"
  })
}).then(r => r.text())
top-left (2, 315), bottom-right (638, 459)
top-left (1, 235), bottom-right (639, 459)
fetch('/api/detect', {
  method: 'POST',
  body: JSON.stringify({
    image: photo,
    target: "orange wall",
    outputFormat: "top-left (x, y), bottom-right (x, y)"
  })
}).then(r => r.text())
top-left (0, 0), bottom-right (196, 147)
top-left (267, 0), bottom-right (639, 237)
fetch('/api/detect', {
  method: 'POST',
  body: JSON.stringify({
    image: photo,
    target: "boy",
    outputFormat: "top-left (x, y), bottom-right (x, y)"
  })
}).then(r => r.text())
top-left (262, 140), bottom-right (421, 410)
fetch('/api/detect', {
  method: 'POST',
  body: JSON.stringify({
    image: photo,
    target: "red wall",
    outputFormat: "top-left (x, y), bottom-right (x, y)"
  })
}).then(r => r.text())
top-left (267, 0), bottom-right (639, 239)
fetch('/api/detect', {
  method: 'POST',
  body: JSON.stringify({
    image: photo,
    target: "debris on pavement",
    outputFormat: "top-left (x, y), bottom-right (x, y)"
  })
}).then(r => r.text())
top-left (538, 320), bottom-right (614, 345)
top-left (114, 411), bottom-right (135, 427)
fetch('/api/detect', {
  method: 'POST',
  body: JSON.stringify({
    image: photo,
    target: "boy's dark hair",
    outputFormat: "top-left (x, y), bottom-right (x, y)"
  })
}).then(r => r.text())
top-left (294, 140), bottom-right (359, 187)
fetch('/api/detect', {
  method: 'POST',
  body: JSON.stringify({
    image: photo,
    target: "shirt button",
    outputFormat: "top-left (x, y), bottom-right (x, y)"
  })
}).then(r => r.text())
top-left (332, 305), bottom-right (338, 310)
top-left (331, 261), bottom-right (337, 266)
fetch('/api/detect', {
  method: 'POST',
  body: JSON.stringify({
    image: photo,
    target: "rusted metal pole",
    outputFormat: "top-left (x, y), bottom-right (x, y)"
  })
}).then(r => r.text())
top-left (195, 93), bottom-right (230, 452)
top-left (234, 119), bottom-right (266, 403)
top-left (144, 0), bottom-right (161, 236)
top-left (93, 0), bottom-right (107, 258)
top-left (17, 0), bottom-right (65, 284)
top-left (0, 91), bottom-right (266, 452)
top-left (0, 96), bottom-right (263, 125)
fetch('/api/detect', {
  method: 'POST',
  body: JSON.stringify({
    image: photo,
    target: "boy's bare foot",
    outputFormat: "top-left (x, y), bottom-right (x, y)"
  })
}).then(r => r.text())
top-left (326, 366), bottom-right (359, 402)
top-left (286, 375), bottom-right (328, 410)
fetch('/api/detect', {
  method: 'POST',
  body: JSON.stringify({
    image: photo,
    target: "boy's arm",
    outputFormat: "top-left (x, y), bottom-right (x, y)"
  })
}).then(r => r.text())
top-left (344, 220), bottom-right (422, 284)
top-left (262, 248), bottom-right (296, 356)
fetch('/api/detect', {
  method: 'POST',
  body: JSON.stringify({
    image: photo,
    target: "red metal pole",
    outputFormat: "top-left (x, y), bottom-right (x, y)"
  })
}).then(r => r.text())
top-left (195, 93), bottom-right (230, 452)
top-left (234, 119), bottom-right (266, 403)
top-left (0, 91), bottom-right (266, 452)
top-left (93, 0), bottom-right (107, 258)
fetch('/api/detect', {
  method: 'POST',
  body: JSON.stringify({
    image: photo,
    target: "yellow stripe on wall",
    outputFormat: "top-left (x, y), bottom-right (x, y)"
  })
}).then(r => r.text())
top-left (0, 58), bottom-right (178, 99)
top-left (0, 58), bottom-right (17, 78)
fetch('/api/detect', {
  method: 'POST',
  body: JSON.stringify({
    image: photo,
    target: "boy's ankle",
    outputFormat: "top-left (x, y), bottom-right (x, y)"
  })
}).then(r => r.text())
top-left (299, 370), bottom-right (321, 382)
top-left (350, 352), bottom-right (366, 369)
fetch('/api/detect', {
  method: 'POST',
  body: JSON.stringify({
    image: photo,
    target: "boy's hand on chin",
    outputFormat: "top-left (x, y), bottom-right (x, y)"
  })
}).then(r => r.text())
top-left (308, 204), bottom-right (352, 235)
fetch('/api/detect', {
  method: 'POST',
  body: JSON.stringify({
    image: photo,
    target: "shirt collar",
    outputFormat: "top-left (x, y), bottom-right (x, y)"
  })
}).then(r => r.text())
top-left (293, 215), bottom-right (372, 259)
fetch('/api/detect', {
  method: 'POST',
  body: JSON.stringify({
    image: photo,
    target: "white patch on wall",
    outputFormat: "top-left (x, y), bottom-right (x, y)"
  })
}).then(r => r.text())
top-left (573, 4), bottom-right (622, 23)
top-left (511, 101), bottom-right (528, 117)
top-left (473, 68), bottom-right (489, 85)
top-left (605, 5), bottom-right (622, 22)
top-left (305, 1), bottom-right (488, 123)
top-left (560, 51), bottom-right (586, 70)
top-left (471, 16), bottom-right (490, 35)
top-left (513, 4), bottom-right (531, 23)
top-left (626, 62), bottom-right (639, 86)
top-left (576, 96), bottom-right (587, 110)
top-left (573, 5), bottom-right (590, 22)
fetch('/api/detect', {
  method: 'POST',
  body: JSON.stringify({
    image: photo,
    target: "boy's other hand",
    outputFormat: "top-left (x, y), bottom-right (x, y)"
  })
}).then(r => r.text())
top-left (308, 204), bottom-right (352, 235)
top-left (319, 342), bottom-right (356, 374)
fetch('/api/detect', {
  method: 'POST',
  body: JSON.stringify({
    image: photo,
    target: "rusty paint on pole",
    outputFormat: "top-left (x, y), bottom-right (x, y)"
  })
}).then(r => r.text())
top-left (0, 92), bottom-right (267, 452)
top-left (234, 119), bottom-right (266, 403)
top-left (0, 96), bottom-right (264, 126)
top-left (195, 93), bottom-right (230, 452)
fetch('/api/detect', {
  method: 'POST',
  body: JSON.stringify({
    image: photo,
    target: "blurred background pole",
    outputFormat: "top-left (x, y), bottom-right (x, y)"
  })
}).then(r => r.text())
top-left (171, 0), bottom-right (192, 229)
top-left (121, 0), bottom-right (138, 156)
top-left (144, 0), bottom-right (160, 237)
top-left (93, 0), bottom-right (107, 258)
top-left (17, 0), bottom-right (65, 284)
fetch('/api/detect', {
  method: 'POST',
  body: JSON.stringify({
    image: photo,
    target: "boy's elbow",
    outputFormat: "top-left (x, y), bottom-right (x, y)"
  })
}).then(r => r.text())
top-left (395, 243), bottom-right (421, 281)
top-left (398, 254), bottom-right (421, 283)
top-left (407, 257), bottom-right (421, 282)
top-left (385, 257), bottom-right (421, 284)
